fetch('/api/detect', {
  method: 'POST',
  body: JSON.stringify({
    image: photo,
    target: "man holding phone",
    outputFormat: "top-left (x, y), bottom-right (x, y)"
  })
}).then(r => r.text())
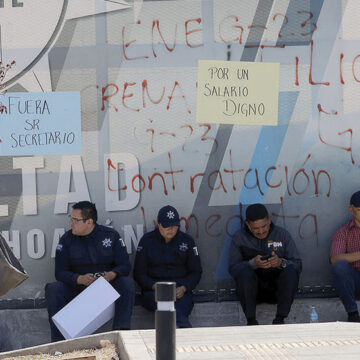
top-left (228, 203), bottom-right (302, 325)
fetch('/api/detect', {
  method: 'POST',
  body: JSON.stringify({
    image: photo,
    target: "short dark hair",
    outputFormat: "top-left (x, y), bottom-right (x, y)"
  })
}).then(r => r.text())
top-left (350, 191), bottom-right (360, 207)
top-left (72, 201), bottom-right (97, 223)
top-left (246, 203), bottom-right (268, 222)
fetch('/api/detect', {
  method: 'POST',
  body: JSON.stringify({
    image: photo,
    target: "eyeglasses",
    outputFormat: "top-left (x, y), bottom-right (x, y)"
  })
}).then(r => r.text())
top-left (68, 215), bottom-right (88, 223)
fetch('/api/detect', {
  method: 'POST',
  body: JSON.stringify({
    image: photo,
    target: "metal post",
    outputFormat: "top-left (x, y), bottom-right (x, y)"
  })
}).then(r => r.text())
top-left (155, 282), bottom-right (176, 360)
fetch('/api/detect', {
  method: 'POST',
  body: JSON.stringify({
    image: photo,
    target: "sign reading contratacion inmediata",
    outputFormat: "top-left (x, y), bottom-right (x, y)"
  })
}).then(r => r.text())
top-left (0, 91), bottom-right (81, 156)
top-left (196, 60), bottom-right (279, 126)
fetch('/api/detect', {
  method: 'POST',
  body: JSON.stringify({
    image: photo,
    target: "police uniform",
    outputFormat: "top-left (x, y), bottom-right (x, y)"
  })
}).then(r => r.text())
top-left (134, 228), bottom-right (202, 328)
top-left (45, 224), bottom-right (135, 342)
top-left (228, 223), bottom-right (302, 323)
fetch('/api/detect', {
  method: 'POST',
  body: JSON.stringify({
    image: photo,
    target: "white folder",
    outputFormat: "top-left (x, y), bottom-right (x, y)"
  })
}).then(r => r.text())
top-left (52, 276), bottom-right (120, 339)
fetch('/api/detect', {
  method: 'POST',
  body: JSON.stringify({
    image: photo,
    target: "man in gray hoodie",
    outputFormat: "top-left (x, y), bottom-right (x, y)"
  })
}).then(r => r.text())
top-left (229, 203), bottom-right (302, 325)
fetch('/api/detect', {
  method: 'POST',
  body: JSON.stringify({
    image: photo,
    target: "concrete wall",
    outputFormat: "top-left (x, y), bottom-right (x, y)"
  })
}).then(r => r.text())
top-left (1, 0), bottom-right (360, 337)
top-left (2, 0), bottom-right (356, 299)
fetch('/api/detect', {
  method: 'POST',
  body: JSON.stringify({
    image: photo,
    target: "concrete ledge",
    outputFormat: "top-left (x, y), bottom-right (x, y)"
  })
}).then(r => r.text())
top-left (0, 298), bottom-right (351, 353)
top-left (3, 323), bottom-right (360, 360)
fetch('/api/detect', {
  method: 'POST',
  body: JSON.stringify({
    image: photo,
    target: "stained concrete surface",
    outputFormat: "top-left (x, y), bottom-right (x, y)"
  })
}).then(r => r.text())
top-left (2, 323), bottom-right (360, 360)
top-left (0, 298), bottom-right (352, 353)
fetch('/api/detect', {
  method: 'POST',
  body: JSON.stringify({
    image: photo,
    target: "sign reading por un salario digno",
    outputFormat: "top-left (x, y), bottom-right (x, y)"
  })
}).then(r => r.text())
top-left (196, 60), bottom-right (280, 126)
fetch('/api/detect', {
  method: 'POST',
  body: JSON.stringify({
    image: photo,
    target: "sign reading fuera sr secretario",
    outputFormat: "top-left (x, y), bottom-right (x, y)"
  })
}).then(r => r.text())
top-left (0, 91), bottom-right (81, 156)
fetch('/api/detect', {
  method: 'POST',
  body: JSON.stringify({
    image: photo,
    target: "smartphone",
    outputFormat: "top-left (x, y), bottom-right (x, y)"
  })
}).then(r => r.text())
top-left (260, 255), bottom-right (270, 261)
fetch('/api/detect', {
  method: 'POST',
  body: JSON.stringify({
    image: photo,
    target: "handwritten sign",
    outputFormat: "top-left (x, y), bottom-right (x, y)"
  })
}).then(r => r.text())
top-left (196, 60), bottom-right (279, 126)
top-left (0, 91), bottom-right (81, 156)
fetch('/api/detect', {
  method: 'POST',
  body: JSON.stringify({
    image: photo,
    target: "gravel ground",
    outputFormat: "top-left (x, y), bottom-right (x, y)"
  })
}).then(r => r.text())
top-left (1, 340), bottom-right (119, 360)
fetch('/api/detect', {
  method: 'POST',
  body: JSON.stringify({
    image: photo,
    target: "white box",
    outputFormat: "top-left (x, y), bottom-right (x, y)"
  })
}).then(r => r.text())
top-left (52, 276), bottom-right (120, 339)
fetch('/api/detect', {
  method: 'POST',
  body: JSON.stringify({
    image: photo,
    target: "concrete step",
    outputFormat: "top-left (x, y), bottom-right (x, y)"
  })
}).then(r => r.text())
top-left (0, 298), bottom-right (352, 352)
top-left (3, 323), bottom-right (360, 360)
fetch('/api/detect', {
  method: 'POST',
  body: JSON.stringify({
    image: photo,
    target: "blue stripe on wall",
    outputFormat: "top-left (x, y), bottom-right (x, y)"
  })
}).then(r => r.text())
top-left (214, 91), bottom-right (299, 280)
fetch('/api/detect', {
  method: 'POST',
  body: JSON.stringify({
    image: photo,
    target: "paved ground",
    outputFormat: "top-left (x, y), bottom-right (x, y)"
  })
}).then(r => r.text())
top-left (2, 322), bottom-right (360, 359)
top-left (121, 322), bottom-right (360, 359)
top-left (0, 297), bottom-right (354, 353)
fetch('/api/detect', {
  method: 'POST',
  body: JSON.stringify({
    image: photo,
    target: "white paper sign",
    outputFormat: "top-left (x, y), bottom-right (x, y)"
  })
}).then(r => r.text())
top-left (52, 276), bottom-right (120, 339)
top-left (0, 91), bottom-right (81, 156)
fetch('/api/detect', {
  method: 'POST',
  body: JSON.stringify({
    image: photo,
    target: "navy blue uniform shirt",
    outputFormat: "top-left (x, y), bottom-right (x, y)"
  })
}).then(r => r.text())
top-left (55, 224), bottom-right (131, 286)
top-left (133, 228), bottom-right (202, 291)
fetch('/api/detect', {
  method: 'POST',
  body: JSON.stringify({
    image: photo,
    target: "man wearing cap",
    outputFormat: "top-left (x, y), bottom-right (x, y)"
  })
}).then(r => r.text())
top-left (228, 203), bottom-right (302, 325)
top-left (134, 205), bottom-right (202, 328)
top-left (330, 191), bottom-right (360, 322)
top-left (45, 201), bottom-right (136, 342)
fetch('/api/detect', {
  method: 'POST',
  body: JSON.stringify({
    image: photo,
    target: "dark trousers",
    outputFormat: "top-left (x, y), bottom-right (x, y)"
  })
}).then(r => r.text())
top-left (141, 290), bottom-right (194, 328)
top-left (331, 260), bottom-right (360, 313)
top-left (45, 277), bottom-right (136, 342)
top-left (234, 265), bottom-right (299, 321)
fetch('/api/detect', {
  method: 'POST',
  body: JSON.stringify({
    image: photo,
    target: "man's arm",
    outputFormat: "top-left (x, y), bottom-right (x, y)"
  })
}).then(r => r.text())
top-left (279, 228), bottom-right (302, 272)
top-left (330, 252), bottom-right (360, 264)
top-left (178, 236), bottom-right (202, 292)
top-left (229, 233), bottom-right (246, 276)
top-left (55, 235), bottom-right (81, 286)
top-left (330, 225), bottom-right (357, 265)
top-left (133, 237), bottom-right (156, 290)
top-left (111, 233), bottom-right (131, 276)
top-left (228, 232), bottom-right (281, 270)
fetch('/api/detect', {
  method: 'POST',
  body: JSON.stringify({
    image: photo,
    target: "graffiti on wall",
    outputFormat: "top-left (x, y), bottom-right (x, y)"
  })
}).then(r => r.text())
top-left (0, 0), bottom-right (359, 297)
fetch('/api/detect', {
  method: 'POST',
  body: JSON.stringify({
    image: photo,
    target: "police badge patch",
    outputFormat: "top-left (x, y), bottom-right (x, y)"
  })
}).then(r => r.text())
top-left (167, 210), bottom-right (175, 219)
top-left (102, 238), bottom-right (112, 247)
top-left (179, 242), bottom-right (188, 252)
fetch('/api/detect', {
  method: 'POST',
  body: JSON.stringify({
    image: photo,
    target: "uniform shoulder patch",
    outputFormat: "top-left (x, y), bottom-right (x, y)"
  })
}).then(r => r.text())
top-left (119, 237), bottom-right (126, 247)
top-left (193, 246), bottom-right (199, 256)
top-left (137, 245), bottom-right (143, 252)
top-left (56, 244), bottom-right (63, 252)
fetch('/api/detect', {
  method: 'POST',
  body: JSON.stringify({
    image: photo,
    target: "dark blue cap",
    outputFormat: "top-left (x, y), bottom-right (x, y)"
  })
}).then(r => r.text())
top-left (350, 191), bottom-right (360, 207)
top-left (157, 205), bottom-right (180, 228)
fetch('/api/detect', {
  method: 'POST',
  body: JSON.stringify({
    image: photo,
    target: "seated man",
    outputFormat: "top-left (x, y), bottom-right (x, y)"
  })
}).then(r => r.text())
top-left (330, 190), bottom-right (360, 322)
top-left (45, 201), bottom-right (135, 342)
top-left (228, 203), bottom-right (302, 325)
top-left (134, 205), bottom-right (202, 328)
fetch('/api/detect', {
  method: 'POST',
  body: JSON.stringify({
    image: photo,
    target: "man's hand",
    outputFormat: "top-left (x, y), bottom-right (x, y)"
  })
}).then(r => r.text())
top-left (77, 273), bottom-right (96, 286)
top-left (268, 251), bottom-right (282, 268)
top-left (176, 286), bottom-right (187, 299)
top-left (104, 271), bottom-right (117, 282)
top-left (254, 255), bottom-right (271, 269)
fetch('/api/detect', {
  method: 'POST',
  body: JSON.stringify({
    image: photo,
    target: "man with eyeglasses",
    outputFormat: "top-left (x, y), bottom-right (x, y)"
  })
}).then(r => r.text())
top-left (228, 203), bottom-right (302, 326)
top-left (45, 201), bottom-right (135, 342)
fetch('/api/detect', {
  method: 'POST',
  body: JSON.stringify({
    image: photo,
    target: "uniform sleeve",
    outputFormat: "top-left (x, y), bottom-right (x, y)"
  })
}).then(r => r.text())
top-left (111, 232), bottom-right (131, 276)
top-left (282, 229), bottom-right (302, 272)
top-left (177, 237), bottom-right (202, 292)
top-left (228, 231), bottom-right (252, 278)
top-left (133, 237), bottom-right (156, 290)
top-left (55, 234), bottom-right (79, 286)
